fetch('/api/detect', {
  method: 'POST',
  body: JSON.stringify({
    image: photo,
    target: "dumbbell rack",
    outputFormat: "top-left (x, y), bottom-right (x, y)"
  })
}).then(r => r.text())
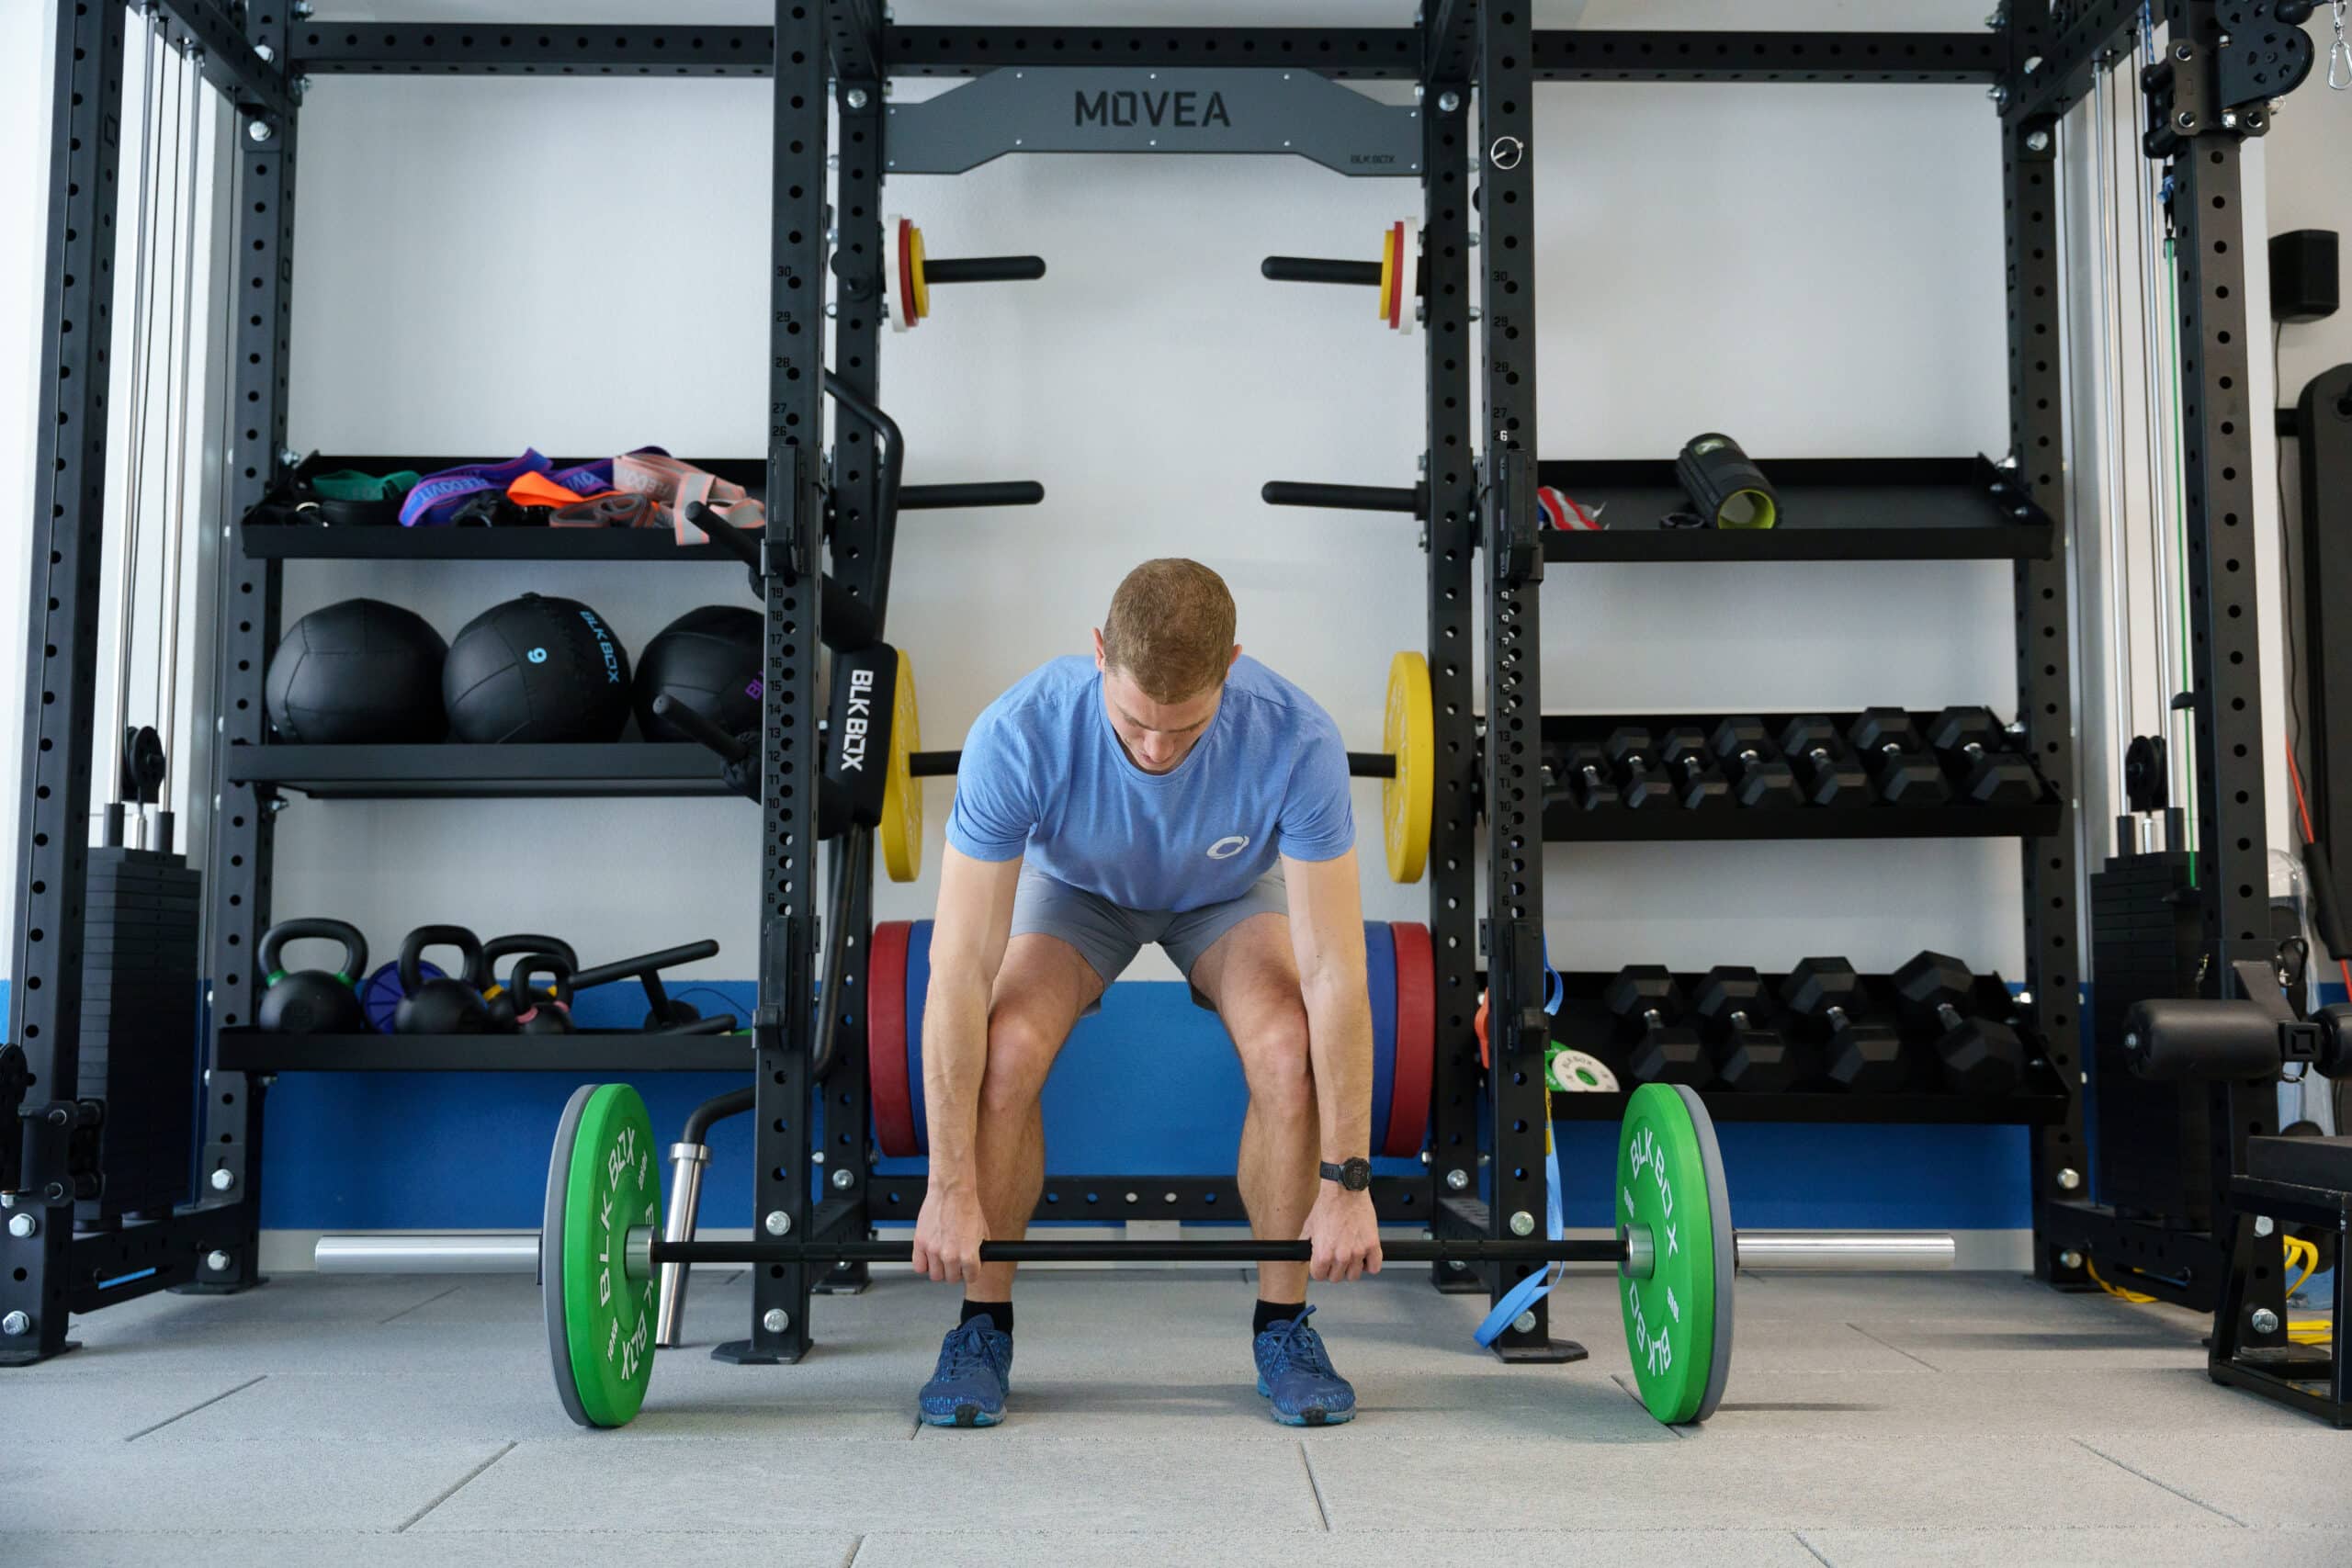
top-left (1544, 967), bottom-right (2074, 1128)
top-left (1503, 39), bottom-right (2098, 1183)
top-left (1536, 712), bottom-right (2064, 844)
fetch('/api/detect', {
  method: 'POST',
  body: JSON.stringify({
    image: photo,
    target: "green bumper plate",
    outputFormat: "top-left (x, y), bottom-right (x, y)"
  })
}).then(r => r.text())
top-left (1617, 1082), bottom-right (1736, 1425)
top-left (545, 1082), bottom-right (661, 1428)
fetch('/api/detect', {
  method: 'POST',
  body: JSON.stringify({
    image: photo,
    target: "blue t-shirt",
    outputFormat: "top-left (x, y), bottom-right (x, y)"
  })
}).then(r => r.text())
top-left (945, 655), bottom-right (1354, 910)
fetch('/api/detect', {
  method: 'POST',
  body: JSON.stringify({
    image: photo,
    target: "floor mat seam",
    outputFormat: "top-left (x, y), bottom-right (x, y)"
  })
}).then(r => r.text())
top-left (2071, 1437), bottom-right (2253, 1525)
top-left (1845, 1322), bottom-right (1941, 1371)
top-left (121, 1375), bottom-right (267, 1442)
top-left (1298, 1439), bottom-right (1332, 1531)
top-left (393, 1440), bottom-right (516, 1533)
top-left (379, 1285), bottom-right (462, 1325)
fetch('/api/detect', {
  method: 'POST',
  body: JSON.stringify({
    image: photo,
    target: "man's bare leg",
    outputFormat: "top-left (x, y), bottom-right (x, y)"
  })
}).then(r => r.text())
top-left (1190, 912), bottom-right (1319, 1306)
top-left (967, 933), bottom-right (1103, 1303)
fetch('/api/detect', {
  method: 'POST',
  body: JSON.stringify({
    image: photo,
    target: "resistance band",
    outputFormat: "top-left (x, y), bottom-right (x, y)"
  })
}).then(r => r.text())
top-left (1474, 942), bottom-right (1567, 1348)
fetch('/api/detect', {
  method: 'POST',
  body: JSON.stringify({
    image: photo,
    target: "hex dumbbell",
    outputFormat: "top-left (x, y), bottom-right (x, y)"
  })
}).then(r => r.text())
top-left (1892, 950), bottom-right (2026, 1093)
top-left (1781, 957), bottom-right (1907, 1090)
top-left (1603, 965), bottom-right (1713, 1086)
top-left (1693, 965), bottom-right (1805, 1091)
top-left (1710, 716), bottom-right (1803, 808)
top-left (1777, 716), bottom-right (1872, 807)
top-left (1848, 708), bottom-right (1952, 805)
top-left (1606, 727), bottom-right (1677, 811)
top-left (1564, 740), bottom-right (1621, 811)
top-left (1926, 707), bottom-right (2041, 805)
top-left (1660, 726), bottom-right (1732, 810)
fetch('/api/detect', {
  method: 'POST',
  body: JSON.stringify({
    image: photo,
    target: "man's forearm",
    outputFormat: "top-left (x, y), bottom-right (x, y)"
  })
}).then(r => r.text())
top-left (1301, 979), bottom-right (1374, 1161)
top-left (922, 970), bottom-right (992, 1189)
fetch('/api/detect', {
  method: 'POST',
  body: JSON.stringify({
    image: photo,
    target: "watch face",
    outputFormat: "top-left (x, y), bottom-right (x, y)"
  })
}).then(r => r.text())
top-left (1343, 1157), bottom-right (1373, 1190)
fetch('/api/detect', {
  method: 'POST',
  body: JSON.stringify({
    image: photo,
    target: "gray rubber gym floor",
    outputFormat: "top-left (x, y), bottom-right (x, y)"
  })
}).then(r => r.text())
top-left (2, 1260), bottom-right (2345, 1564)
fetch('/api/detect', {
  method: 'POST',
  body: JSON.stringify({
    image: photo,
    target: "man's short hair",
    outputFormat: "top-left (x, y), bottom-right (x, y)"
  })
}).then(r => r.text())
top-left (1101, 558), bottom-right (1237, 705)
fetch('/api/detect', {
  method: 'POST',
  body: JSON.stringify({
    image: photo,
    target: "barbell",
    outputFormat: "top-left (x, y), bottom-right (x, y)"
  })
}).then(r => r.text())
top-left (525, 1079), bottom-right (1952, 1431)
top-left (877, 649), bottom-right (1436, 885)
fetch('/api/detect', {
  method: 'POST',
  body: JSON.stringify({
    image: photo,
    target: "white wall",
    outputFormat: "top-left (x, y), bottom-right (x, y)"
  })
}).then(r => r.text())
top-left (2263, 23), bottom-right (2352, 901)
top-left (0, 3), bottom-right (51, 972)
top-left (6, 0), bottom-right (2078, 998)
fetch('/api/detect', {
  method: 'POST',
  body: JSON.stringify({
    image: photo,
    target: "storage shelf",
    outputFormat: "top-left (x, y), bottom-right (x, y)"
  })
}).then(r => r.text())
top-left (216, 1030), bottom-right (749, 1073)
top-left (1548, 1088), bottom-right (2069, 1125)
top-left (222, 743), bottom-right (734, 799)
top-left (240, 451), bottom-right (762, 561)
top-left (241, 525), bottom-right (743, 562)
top-left (242, 452), bottom-right (1036, 558)
top-left (1537, 456), bottom-right (2050, 563)
top-left (1537, 709), bottom-right (2063, 842)
top-left (1544, 798), bottom-right (2063, 842)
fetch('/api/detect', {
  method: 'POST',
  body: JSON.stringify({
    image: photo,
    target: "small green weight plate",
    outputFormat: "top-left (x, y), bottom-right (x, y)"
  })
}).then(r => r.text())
top-left (1617, 1082), bottom-right (1735, 1425)
top-left (547, 1082), bottom-right (661, 1428)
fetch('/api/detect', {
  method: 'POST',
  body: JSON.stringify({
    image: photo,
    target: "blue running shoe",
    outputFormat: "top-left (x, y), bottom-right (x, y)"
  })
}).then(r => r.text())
top-left (919, 1316), bottom-right (1013, 1428)
top-left (1253, 1305), bottom-right (1356, 1427)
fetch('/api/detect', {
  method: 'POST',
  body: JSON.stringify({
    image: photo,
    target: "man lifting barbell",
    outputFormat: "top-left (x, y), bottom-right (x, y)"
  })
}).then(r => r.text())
top-left (913, 558), bottom-right (1379, 1429)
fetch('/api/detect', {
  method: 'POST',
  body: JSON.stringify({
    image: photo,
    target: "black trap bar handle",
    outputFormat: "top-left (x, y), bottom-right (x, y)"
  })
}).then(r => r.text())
top-left (1261, 255), bottom-right (1383, 288)
top-left (650, 695), bottom-right (751, 766)
top-left (570, 940), bottom-right (723, 1031)
top-left (1262, 480), bottom-right (1426, 517)
top-left (923, 254), bottom-right (1047, 285)
top-left (899, 480), bottom-right (1046, 511)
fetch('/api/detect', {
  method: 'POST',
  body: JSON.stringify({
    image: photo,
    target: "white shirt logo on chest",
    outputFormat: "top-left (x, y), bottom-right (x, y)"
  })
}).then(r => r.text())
top-left (1205, 835), bottom-right (1250, 860)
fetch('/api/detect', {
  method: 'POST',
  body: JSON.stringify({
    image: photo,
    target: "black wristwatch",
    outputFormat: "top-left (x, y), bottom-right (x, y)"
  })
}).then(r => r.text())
top-left (1319, 1157), bottom-right (1373, 1192)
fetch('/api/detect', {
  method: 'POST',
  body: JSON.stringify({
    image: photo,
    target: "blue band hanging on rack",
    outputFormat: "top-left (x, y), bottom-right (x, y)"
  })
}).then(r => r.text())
top-left (1474, 941), bottom-right (1566, 1347)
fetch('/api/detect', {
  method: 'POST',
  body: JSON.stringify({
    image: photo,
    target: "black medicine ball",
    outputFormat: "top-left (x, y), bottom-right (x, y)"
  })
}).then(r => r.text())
top-left (265, 598), bottom-right (448, 744)
top-left (442, 592), bottom-right (632, 743)
top-left (633, 605), bottom-right (764, 742)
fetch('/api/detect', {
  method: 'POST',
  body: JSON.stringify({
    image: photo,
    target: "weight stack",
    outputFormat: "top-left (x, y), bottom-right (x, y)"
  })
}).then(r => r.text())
top-left (2088, 851), bottom-right (2212, 1226)
top-left (75, 845), bottom-right (203, 1227)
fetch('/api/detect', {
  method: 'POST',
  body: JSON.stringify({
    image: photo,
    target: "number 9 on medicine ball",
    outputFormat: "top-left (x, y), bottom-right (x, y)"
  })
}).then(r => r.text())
top-left (442, 592), bottom-right (633, 743)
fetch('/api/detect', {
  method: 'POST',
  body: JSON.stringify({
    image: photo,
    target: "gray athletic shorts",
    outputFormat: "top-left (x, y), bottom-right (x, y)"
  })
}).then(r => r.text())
top-left (1010, 863), bottom-right (1288, 1005)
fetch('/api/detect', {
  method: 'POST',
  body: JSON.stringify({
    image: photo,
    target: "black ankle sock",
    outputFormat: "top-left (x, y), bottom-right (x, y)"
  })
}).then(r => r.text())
top-left (961, 1299), bottom-right (1013, 1337)
top-left (1254, 1299), bottom-right (1306, 1337)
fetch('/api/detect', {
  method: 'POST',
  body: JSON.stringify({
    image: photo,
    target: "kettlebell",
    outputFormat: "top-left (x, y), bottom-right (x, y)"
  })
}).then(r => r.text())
top-left (394, 925), bottom-right (492, 1034)
top-left (255, 919), bottom-right (369, 1034)
top-left (511, 953), bottom-right (577, 1035)
top-left (477, 933), bottom-right (579, 1032)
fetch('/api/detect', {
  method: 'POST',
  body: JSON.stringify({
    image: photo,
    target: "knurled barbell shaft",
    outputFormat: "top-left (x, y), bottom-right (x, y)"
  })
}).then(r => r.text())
top-left (309, 1230), bottom-right (1955, 1277)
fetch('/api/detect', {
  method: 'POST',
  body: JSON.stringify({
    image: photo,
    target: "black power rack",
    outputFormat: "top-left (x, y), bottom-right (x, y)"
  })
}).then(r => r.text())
top-left (5, 3), bottom-right (2290, 1376)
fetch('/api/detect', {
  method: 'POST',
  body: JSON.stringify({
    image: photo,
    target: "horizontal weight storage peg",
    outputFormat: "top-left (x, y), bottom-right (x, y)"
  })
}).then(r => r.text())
top-left (526, 1080), bottom-right (1954, 1430)
top-left (1261, 219), bottom-right (1422, 333)
top-left (887, 215), bottom-right (1047, 332)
